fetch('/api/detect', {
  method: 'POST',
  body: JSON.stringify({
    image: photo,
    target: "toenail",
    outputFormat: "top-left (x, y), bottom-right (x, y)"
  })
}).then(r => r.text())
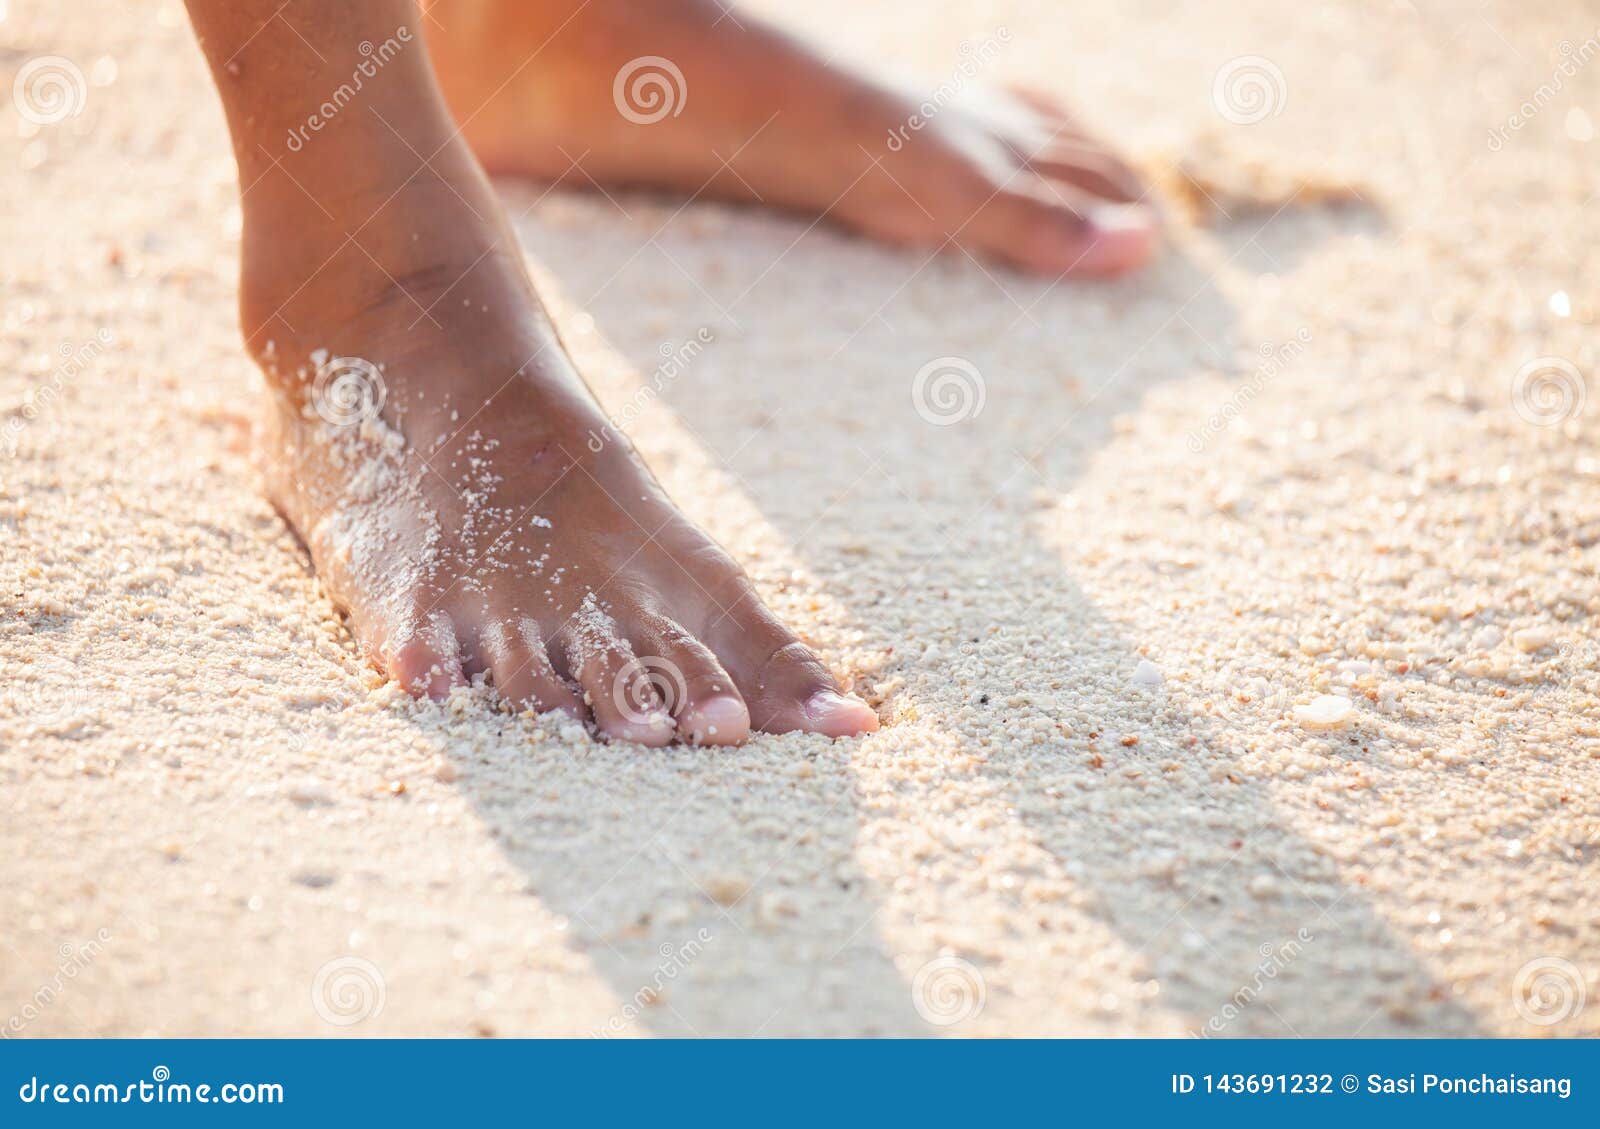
top-left (611, 712), bottom-right (675, 745)
top-left (802, 690), bottom-right (880, 736)
top-left (680, 695), bottom-right (749, 746)
top-left (1089, 202), bottom-right (1156, 236)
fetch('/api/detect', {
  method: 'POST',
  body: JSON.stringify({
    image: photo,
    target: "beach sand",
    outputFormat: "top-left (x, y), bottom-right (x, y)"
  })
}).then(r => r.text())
top-left (3, 0), bottom-right (1597, 1036)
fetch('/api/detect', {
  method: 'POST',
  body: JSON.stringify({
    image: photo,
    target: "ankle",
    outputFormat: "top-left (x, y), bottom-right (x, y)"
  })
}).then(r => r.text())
top-left (236, 144), bottom-right (512, 354)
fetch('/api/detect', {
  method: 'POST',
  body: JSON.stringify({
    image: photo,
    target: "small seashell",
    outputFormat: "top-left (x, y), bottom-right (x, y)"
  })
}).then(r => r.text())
top-left (1294, 694), bottom-right (1354, 730)
top-left (1130, 659), bottom-right (1164, 688)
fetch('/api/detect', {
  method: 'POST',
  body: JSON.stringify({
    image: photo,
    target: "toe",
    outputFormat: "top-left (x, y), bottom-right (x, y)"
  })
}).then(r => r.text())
top-left (630, 614), bottom-right (750, 746)
top-left (968, 178), bottom-right (1158, 277)
top-left (480, 617), bottom-right (584, 720)
top-left (1025, 141), bottom-right (1149, 206)
top-left (678, 694), bottom-right (751, 746)
top-left (388, 612), bottom-right (466, 701)
top-left (557, 604), bottom-right (676, 746)
top-left (706, 600), bottom-right (877, 738)
top-left (798, 688), bottom-right (882, 739)
top-left (1003, 83), bottom-right (1081, 129)
top-left (993, 86), bottom-right (1153, 206)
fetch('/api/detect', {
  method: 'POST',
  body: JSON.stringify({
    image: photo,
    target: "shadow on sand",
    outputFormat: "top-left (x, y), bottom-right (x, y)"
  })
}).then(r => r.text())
top-left (419, 184), bottom-right (1475, 1036)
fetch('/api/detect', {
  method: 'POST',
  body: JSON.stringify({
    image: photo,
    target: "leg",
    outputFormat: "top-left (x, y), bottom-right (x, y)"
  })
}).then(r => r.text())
top-left (185, 0), bottom-right (878, 743)
top-left (425, 0), bottom-right (1158, 276)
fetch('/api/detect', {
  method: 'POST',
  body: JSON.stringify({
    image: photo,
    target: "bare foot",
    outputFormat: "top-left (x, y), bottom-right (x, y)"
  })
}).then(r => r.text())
top-left (426, 0), bottom-right (1158, 276)
top-left (242, 155), bottom-right (877, 746)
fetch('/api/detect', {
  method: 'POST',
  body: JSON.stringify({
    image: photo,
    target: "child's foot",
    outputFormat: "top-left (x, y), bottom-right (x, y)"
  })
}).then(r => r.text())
top-left (242, 173), bottom-right (877, 746)
top-left (426, 0), bottom-right (1158, 276)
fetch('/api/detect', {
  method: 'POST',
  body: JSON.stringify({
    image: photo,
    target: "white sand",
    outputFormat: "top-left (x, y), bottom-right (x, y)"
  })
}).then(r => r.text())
top-left (3, 0), bottom-right (1598, 1036)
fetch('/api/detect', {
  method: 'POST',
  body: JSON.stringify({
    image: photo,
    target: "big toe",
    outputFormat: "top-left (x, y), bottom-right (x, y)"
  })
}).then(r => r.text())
top-left (801, 690), bottom-right (880, 738)
top-left (1072, 203), bottom-right (1161, 274)
top-left (973, 186), bottom-right (1159, 277)
top-left (712, 611), bottom-right (880, 738)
